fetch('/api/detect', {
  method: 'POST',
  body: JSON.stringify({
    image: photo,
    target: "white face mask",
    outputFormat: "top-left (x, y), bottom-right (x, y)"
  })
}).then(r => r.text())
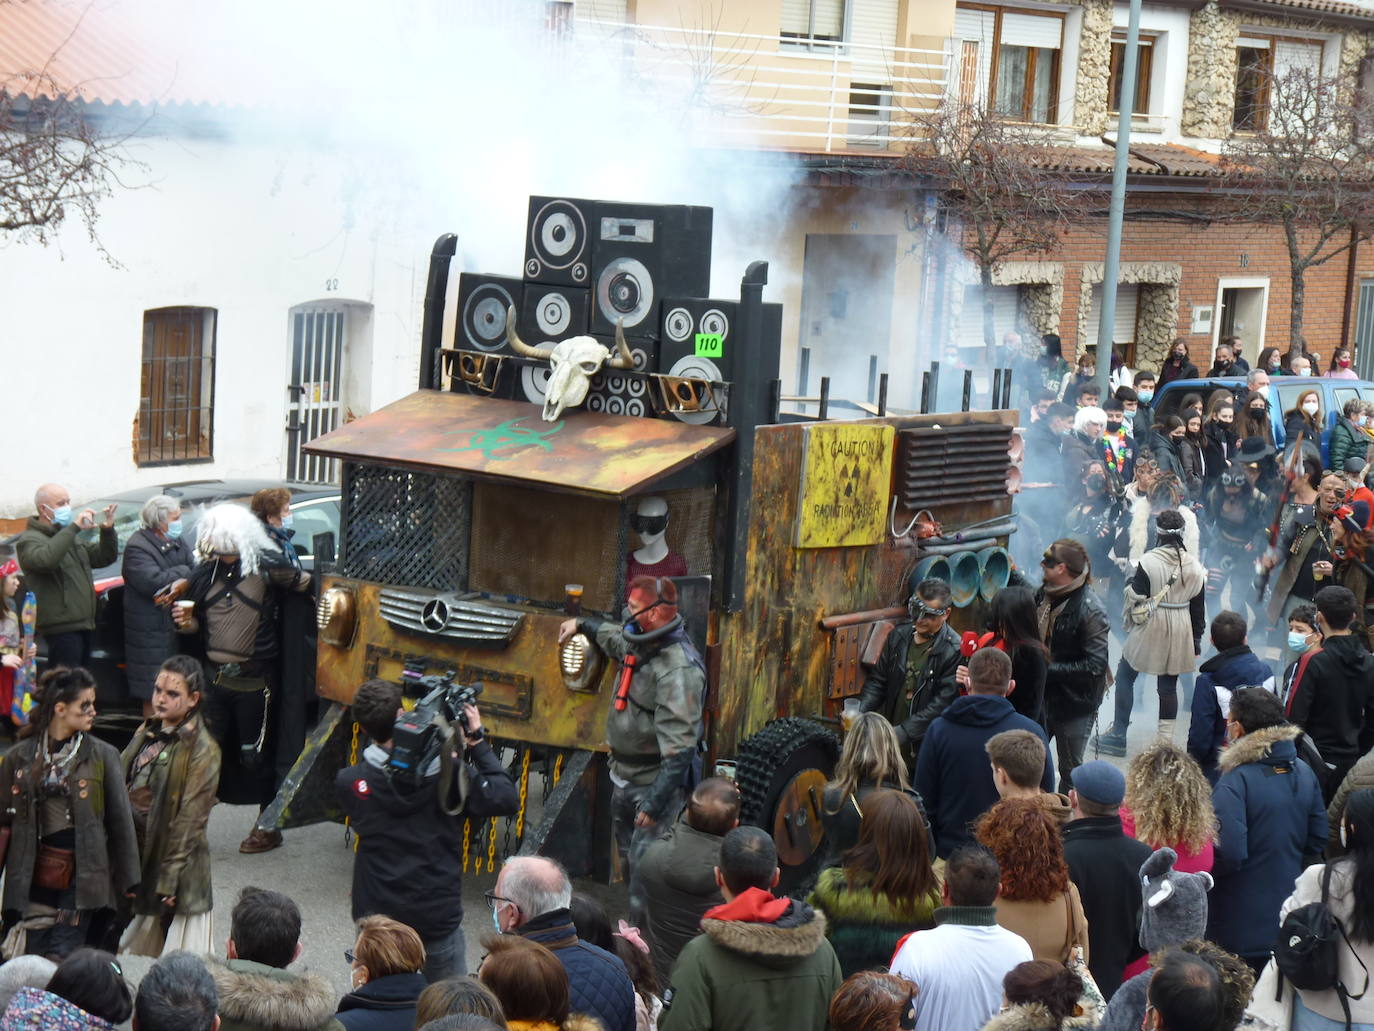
top-left (1303, 400), bottom-right (1320, 415)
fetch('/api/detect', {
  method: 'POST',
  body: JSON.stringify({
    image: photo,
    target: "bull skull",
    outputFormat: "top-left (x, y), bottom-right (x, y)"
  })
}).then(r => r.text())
top-left (505, 304), bottom-right (636, 421)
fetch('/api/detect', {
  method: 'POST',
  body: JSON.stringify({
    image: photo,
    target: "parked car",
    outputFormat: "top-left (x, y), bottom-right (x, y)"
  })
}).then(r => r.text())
top-left (6, 479), bottom-right (340, 729)
top-left (1153, 375), bottom-right (1374, 468)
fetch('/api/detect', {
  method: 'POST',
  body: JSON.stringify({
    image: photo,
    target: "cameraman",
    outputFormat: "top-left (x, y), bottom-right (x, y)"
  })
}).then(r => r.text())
top-left (335, 677), bottom-right (518, 982)
top-left (558, 575), bottom-right (705, 914)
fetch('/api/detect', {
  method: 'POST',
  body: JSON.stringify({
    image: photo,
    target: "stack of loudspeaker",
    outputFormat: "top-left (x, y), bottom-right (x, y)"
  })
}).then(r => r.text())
top-left (453, 196), bottom-right (776, 424)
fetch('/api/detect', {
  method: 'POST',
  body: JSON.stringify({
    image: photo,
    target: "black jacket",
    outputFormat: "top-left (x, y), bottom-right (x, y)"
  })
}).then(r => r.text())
top-left (121, 528), bottom-right (194, 700)
top-left (859, 622), bottom-right (962, 753)
top-left (1289, 634), bottom-right (1374, 767)
top-left (1202, 422), bottom-right (1236, 482)
top-left (1132, 404), bottom-right (1154, 442)
top-left (820, 782), bottom-right (931, 870)
top-left (518, 909), bottom-right (636, 1031)
top-left (335, 741), bottom-right (518, 940)
top-left (1062, 816), bottom-right (1152, 998)
top-left (1034, 583), bottom-right (1110, 723)
top-left (1157, 358), bottom-right (1199, 388)
top-left (633, 816), bottom-right (726, 983)
top-left (335, 971), bottom-right (425, 1031)
top-left (1008, 642), bottom-right (1049, 729)
top-left (1147, 431), bottom-right (1187, 485)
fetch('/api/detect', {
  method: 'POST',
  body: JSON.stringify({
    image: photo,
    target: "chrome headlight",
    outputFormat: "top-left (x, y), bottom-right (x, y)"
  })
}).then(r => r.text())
top-left (559, 632), bottom-right (605, 693)
top-left (317, 585), bottom-right (358, 648)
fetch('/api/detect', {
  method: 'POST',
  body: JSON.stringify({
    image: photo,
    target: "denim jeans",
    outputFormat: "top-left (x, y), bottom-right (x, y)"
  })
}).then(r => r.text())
top-left (611, 781), bottom-right (680, 923)
top-left (1113, 658), bottom-right (1179, 729)
top-left (422, 923), bottom-right (467, 983)
top-left (1050, 712), bottom-right (1096, 795)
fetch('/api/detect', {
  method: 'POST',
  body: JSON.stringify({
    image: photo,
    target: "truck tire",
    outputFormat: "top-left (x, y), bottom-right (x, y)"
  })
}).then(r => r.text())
top-left (734, 717), bottom-right (840, 892)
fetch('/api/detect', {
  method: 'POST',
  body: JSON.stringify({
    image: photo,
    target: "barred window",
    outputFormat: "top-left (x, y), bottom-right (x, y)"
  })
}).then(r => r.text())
top-left (137, 307), bottom-right (216, 465)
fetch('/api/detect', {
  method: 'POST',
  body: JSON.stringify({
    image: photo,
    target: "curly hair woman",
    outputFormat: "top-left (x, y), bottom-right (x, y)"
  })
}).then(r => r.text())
top-left (809, 790), bottom-right (940, 977)
top-left (821, 713), bottom-right (930, 868)
top-left (975, 799), bottom-right (1088, 965)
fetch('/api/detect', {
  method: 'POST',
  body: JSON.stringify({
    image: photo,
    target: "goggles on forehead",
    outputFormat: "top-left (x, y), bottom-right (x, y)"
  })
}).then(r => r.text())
top-left (629, 513), bottom-right (669, 536)
top-left (1040, 549), bottom-right (1061, 567)
top-left (909, 599), bottom-right (950, 620)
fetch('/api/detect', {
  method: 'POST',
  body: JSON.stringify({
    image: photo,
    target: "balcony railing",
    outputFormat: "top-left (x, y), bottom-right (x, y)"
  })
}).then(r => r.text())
top-left (565, 16), bottom-right (950, 154)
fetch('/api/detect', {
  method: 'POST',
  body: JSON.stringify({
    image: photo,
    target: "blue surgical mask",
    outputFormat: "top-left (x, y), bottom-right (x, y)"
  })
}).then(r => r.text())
top-left (492, 905), bottom-right (504, 934)
top-left (280, 513), bottom-right (294, 531)
top-left (49, 505), bottom-right (72, 527)
top-left (1288, 630), bottom-right (1311, 652)
top-left (1137, 391), bottom-right (1154, 404)
top-left (167, 519), bottom-right (184, 539)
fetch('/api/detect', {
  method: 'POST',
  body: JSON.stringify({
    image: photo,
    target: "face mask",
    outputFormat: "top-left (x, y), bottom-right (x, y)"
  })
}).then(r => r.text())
top-left (1303, 400), bottom-right (1320, 415)
top-left (1084, 367), bottom-right (1096, 377)
top-left (1107, 419), bottom-right (1122, 431)
top-left (167, 519), bottom-right (184, 539)
top-left (492, 905), bottom-right (504, 933)
top-left (1288, 630), bottom-right (1311, 652)
top-left (280, 513), bottom-right (294, 531)
top-left (1086, 474), bottom-right (1107, 493)
top-left (1257, 385), bottom-right (1270, 398)
top-left (1138, 390), bottom-right (1153, 404)
top-left (1341, 358), bottom-right (1353, 368)
top-left (48, 505), bottom-right (72, 527)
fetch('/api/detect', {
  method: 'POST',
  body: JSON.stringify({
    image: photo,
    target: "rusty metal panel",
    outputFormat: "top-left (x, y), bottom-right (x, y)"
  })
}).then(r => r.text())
top-left (304, 390), bottom-right (734, 498)
top-left (862, 620), bottom-right (898, 668)
top-left (828, 624), bottom-right (865, 699)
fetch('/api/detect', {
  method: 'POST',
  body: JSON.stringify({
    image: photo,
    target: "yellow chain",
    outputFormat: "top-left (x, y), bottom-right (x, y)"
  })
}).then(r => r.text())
top-left (486, 812), bottom-right (499, 873)
top-left (345, 721), bottom-right (361, 853)
top-left (552, 753), bottom-right (565, 787)
top-left (462, 818), bottom-right (472, 874)
top-left (515, 749), bottom-right (532, 840)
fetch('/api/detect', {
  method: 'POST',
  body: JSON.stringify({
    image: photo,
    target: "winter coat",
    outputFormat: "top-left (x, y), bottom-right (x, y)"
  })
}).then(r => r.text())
top-left (633, 816), bottom-right (726, 983)
top-left (1146, 431), bottom-right (1187, 485)
top-left (1285, 410), bottom-right (1322, 451)
top-left (1157, 358), bottom-right (1200, 388)
top-left (660, 888), bottom-right (842, 1031)
top-left (121, 713), bottom-right (221, 916)
top-left (1186, 645), bottom-right (1275, 783)
top-left (335, 971), bottom-right (426, 1031)
top-left (808, 866), bottom-right (939, 977)
top-left (588, 619), bottom-right (705, 822)
top-left (1007, 643), bottom-right (1049, 729)
top-left (1209, 724), bottom-right (1328, 961)
top-left (1279, 861), bottom-right (1374, 1025)
top-left (0, 733), bottom-right (140, 915)
top-left (1117, 494), bottom-right (1201, 567)
top-left (1287, 634), bottom-right (1374, 770)
top-left (336, 740), bottom-right (518, 940)
top-left (1180, 436), bottom-right (1206, 497)
top-left (1331, 417), bottom-right (1367, 473)
top-left (120, 527), bottom-right (194, 700)
top-left (820, 782), bottom-right (932, 869)
top-left (1119, 809), bottom-right (1214, 875)
top-left (517, 908), bottom-right (636, 1031)
top-left (993, 886), bottom-right (1090, 966)
top-left (1035, 582), bottom-right (1110, 724)
top-left (982, 1001), bottom-right (1096, 1031)
top-left (210, 957), bottom-right (344, 1031)
top-left (1133, 404), bottom-right (1154, 441)
top-left (0, 987), bottom-right (114, 1031)
top-left (1060, 431), bottom-right (1100, 491)
top-left (1202, 422), bottom-right (1236, 482)
top-left (1327, 749), bottom-right (1374, 857)
top-left (1062, 816), bottom-right (1153, 997)
top-left (860, 622), bottom-right (962, 754)
top-left (915, 694), bottom-right (1054, 857)
top-left (14, 519), bottom-right (117, 635)
top-left (1121, 546), bottom-right (1207, 677)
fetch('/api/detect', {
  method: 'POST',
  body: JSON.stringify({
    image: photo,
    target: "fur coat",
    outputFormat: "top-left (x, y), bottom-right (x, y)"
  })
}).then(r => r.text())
top-left (1123, 494), bottom-right (1200, 564)
top-left (210, 957), bottom-right (344, 1031)
top-left (982, 1001), bottom-right (1096, 1031)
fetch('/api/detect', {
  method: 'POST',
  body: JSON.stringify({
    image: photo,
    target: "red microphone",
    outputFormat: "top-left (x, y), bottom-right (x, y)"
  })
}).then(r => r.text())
top-left (960, 631), bottom-right (980, 658)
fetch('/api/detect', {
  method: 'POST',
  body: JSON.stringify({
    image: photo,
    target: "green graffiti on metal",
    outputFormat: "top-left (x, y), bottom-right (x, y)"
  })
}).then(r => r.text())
top-left (440, 418), bottom-right (566, 462)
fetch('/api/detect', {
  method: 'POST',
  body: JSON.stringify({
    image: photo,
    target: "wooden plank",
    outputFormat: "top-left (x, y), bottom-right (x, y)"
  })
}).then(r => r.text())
top-left (304, 390), bottom-right (735, 499)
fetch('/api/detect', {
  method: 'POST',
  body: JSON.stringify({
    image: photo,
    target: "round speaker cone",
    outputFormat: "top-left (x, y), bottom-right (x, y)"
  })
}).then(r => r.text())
top-left (665, 307), bottom-right (693, 343)
top-left (462, 283), bottom-right (514, 352)
top-left (530, 200), bottom-right (588, 269)
top-left (536, 292), bottom-right (573, 336)
top-left (596, 257), bottom-right (653, 328)
top-left (700, 308), bottom-right (730, 338)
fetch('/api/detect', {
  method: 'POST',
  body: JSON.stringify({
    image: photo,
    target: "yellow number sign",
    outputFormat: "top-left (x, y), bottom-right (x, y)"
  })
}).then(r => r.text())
top-left (794, 424), bottom-right (895, 548)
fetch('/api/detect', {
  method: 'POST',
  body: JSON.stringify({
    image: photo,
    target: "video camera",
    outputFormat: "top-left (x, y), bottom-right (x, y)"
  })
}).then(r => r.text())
top-left (385, 663), bottom-right (483, 786)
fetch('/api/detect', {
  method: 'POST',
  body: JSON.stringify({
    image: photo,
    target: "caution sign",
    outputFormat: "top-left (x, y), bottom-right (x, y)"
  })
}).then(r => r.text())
top-left (794, 424), bottom-right (895, 548)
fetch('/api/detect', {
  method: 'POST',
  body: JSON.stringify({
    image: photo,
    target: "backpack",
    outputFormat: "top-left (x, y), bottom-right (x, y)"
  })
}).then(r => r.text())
top-left (1272, 862), bottom-right (1369, 1029)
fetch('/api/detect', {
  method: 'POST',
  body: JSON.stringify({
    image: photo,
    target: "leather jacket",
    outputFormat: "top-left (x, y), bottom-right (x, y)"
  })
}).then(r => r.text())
top-left (858, 621), bottom-right (962, 752)
top-left (1034, 582), bottom-right (1110, 721)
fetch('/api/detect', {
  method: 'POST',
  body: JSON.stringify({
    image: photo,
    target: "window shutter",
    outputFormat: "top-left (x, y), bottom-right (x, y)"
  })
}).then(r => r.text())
top-left (957, 286), bottom-right (1022, 349)
top-left (1087, 284), bottom-right (1140, 345)
top-left (781, 0), bottom-right (812, 36)
top-left (1274, 39), bottom-right (1322, 78)
top-left (1001, 11), bottom-right (1062, 49)
top-left (813, 0), bottom-right (845, 39)
top-left (954, 7), bottom-right (994, 43)
top-left (850, 0), bottom-right (899, 53)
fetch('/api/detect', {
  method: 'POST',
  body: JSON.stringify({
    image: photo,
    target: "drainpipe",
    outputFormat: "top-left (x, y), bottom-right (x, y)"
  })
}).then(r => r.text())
top-left (1342, 225), bottom-right (1358, 348)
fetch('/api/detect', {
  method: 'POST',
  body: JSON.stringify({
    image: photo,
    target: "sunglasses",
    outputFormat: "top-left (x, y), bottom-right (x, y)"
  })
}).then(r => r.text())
top-left (1040, 550), bottom-right (1063, 568)
top-left (1220, 471), bottom-right (1248, 487)
top-left (629, 514), bottom-right (669, 536)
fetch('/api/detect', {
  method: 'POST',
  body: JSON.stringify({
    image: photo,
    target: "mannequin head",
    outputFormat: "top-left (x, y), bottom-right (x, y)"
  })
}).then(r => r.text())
top-left (632, 496), bottom-right (669, 548)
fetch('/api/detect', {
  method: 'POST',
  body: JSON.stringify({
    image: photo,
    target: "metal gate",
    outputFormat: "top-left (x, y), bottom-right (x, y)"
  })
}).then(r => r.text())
top-left (286, 305), bottom-right (347, 483)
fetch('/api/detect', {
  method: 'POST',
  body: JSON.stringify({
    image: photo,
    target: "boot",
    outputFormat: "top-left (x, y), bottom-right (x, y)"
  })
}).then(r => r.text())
top-left (1156, 718), bottom-right (1177, 742)
top-left (1093, 724), bottom-right (1128, 757)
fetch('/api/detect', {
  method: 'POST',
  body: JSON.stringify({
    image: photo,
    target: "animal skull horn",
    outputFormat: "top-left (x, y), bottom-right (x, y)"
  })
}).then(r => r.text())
top-left (607, 319), bottom-right (636, 369)
top-left (505, 305), bottom-right (555, 360)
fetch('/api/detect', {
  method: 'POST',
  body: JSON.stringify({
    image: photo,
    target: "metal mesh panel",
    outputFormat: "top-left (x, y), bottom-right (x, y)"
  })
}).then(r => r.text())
top-left (341, 464), bottom-right (470, 589)
top-left (617, 486), bottom-right (717, 609)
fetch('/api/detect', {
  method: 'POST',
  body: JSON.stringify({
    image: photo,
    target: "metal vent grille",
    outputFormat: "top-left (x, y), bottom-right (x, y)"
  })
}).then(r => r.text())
top-left (341, 464), bottom-right (470, 590)
top-left (896, 424), bottom-right (1014, 508)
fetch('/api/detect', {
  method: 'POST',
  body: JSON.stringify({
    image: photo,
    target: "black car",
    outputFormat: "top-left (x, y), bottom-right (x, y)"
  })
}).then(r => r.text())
top-left (39, 480), bottom-right (340, 728)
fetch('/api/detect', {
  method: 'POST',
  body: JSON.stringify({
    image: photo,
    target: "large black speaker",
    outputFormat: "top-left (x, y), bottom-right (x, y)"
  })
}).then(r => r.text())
top-left (583, 334), bottom-right (655, 419)
top-left (456, 273), bottom-right (523, 353)
top-left (588, 202), bottom-right (713, 339)
top-left (524, 197), bottom-right (595, 287)
top-left (519, 283), bottom-right (591, 343)
top-left (657, 298), bottom-right (782, 423)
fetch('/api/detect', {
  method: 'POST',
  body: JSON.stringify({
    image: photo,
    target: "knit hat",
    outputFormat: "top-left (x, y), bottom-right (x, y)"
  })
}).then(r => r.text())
top-left (1138, 847), bottom-right (1213, 953)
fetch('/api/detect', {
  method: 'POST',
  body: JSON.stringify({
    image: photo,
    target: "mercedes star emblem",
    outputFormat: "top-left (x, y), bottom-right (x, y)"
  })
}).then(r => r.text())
top-left (420, 598), bottom-right (450, 634)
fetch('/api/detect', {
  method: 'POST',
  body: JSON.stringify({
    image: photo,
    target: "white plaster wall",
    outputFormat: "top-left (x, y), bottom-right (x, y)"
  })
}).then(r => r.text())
top-left (0, 130), bottom-right (433, 516)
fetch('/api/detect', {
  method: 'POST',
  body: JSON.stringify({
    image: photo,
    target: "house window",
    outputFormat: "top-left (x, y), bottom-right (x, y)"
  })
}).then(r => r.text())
top-left (137, 307), bottom-right (216, 465)
top-left (782, 0), bottom-right (846, 50)
top-left (953, 5), bottom-right (1064, 124)
top-left (1233, 35), bottom-right (1323, 131)
top-left (1108, 34), bottom-right (1154, 115)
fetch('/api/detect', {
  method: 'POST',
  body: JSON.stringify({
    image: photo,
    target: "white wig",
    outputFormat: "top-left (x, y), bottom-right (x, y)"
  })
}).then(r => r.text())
top-left (194, 503), bottom-right (274, 574)
top-left (1074, 406), bottom-right (1107, 435)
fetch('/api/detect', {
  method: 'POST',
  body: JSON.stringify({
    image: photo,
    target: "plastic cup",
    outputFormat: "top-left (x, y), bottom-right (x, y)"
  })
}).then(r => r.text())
top-left (841, 697), bottom-right (862, 731)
